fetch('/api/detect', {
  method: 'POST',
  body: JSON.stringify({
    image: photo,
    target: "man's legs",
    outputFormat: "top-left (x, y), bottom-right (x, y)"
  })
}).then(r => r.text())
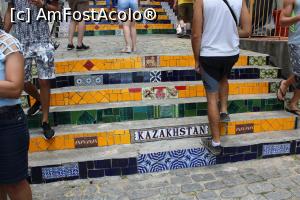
top-left (122, 20), bottom-right (132, 52)
top-left (206, 92), bottom-right (221, 143)
top-left (77, 20), bottom-right (86, 47)
top-left (24, 82), bottom-right (41, 102)
top-left (219, 77), bottom-right (229, 114)
top-left (68, 20), bottom-right (77, 46)
top-left (130, 21), bottom-right (137, 51)
top-left (0, 180), bottom-right (32, 200)
top-left (38, 79), bottom-right (51, 123)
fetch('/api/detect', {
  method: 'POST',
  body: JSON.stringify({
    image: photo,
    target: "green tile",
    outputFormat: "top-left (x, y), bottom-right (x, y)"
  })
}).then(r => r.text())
top-left (159, 105), bottom-right (174, 118)
top-left (54, 112), bottom-right (71, 125)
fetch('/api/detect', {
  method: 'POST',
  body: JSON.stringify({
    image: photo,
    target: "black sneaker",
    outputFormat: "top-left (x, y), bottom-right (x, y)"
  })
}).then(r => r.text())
top-left (76, 44), bottom-right (90, 51)
top-left (67, 44), bottom-right (75, 50)
top-left (27, 101), bottom-right (41, 117)
top-left (42, 122), bottom-right (55, 140)
top-left (201, 137), bottom-right (222, 156)
top-left (220, 113), bottom-right (230, 123)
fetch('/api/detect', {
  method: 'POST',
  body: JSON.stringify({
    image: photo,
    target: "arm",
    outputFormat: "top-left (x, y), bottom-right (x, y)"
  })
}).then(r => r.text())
top-left (29, 0), bottom-right (60, 11)
top-left (0, 51), bottom-right (24, 99)
top-left (4, 3), bottom-right (13, 33)
top-left (191, 0), bottom-right (203, 70)
top-left (173, 0), bottom-right (177, 10)
top-left (280, 0), bottom-right (300, 27)
top-left (238, 0), bottom-right (251, 38)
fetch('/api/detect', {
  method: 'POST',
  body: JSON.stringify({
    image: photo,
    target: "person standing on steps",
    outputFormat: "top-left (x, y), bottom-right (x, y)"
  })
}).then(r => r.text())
top-left (191, 0), bottom-right (251, 155)
top-left (0, 29), bottom-right (32, 200)
top-left (4, 0), bottom-right (60, 140)
top-left (117, 0), bottom-right (139, 53)
top-left (173, 0), bottom-right (193, 37)
top-left (277, 0), bottom-right (300, 116)
top-left (67, 0), bottom-right (90, 51)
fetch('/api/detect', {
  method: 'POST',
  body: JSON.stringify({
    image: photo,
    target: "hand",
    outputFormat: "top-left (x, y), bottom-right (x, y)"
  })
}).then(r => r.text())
top-left (195, 61), bottom-right (202, 74)
top-left (173, 3), bottom-right (177, 10)
top-left (29, 0), bottom-right (44, 7)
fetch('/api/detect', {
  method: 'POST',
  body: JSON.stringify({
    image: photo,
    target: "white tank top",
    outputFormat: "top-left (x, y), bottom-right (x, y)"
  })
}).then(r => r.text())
top-left (200, 0), bottom-right (242, 57)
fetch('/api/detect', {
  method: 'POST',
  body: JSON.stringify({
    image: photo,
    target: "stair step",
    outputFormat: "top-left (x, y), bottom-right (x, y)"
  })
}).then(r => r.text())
top-left (28, 111), bottom-right (296, 153)
top-left (22, 79), bottom-right (279, 107)
top-left (28, 129), bottom-right (300, 184)
top-left (26, 94), bottom-right (284, 129)
top-left (33, 66), bottom-right (279, 90)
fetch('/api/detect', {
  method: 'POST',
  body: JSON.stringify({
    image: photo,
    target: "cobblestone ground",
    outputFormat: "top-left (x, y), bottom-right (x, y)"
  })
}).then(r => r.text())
top-left (32, 155), bottom-right (300, 200)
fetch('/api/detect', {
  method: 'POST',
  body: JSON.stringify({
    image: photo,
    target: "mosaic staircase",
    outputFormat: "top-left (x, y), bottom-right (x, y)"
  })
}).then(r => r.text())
top-left (57, 0), bottom-right (176, 37)
top-left (25, 44), bottom-right (300, 184)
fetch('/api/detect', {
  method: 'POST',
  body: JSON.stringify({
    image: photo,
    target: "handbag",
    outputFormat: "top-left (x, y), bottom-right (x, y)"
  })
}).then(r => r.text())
top-left (222, 0), bottom-right (238, 26)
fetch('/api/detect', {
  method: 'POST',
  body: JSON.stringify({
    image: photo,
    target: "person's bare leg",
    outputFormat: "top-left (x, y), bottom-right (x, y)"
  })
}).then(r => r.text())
top-left (278, 75), bottom-right (296, 100)
top-left (219, 77), bottom-right (229, 114)
top-left (289, 89), bottom-right (300, 111)
top-left (122, 20), bottom-right (131, 50)
top-left (68, 20), bottom-right (77, 45)
top-left (206, 92), bottom-right (221, 143)
top-left (0, 188), bottom-right (7, 200)
top-left (77, 20), bottom-right (85, 47)
top-left (2, 180), bottom-right (32, 200)
top-left (38, 79), bottom-right (51, 123)
top-left (24, 82), bottom-right (41, 102)
top-left (130, 21), bottom-right (137, 51)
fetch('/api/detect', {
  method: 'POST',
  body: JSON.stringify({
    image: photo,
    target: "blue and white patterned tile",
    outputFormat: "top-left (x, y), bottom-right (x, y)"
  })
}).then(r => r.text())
top-left (262, 143), bottom-right (291, 157)
top-left (42, 163), bottom-right (79, 180)
top-left (75, 75), bottom-right (103, 86)
top-left (137, 148), bottom-right (216, 173)
top-left (150, 71), bottom-right (162, 82)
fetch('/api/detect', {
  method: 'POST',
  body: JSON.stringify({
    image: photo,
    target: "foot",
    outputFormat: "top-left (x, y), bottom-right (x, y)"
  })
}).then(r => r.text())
top-left (201, 137), bottom-right (222, 156)
top-left (76, 44), bottom-right (90, 51)
top-left (286, 103), bottom-right (300, 116)
top-left (277, 80), bottom-right (288, 101)
top-left (27, 101), bottom-right (41, 117)
top-left (220, 113), bottom-right (230, 123)
top-left (121, 46), bottom-right (132, 53)
top-left (67, 44), bottom-right (75, 50)
top-left (42, 122), bottom-right (55, 140)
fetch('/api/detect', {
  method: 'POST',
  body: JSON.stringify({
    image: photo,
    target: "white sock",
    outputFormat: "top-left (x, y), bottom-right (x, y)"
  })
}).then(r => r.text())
top-left (212, 140), bottom-right (221, 147)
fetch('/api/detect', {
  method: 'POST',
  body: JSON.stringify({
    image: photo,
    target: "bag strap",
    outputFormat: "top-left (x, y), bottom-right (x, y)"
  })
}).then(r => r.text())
top-left (222, 0), bottom-right (238, 26)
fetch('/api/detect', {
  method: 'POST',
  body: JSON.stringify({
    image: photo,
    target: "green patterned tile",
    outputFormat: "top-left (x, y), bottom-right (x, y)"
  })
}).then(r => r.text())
top-left (159, 105), bottom-right (175, 118)
top-left (260, 69), bottom-right (278, 79)
top-left (71, 110), bottom-right (96, 125)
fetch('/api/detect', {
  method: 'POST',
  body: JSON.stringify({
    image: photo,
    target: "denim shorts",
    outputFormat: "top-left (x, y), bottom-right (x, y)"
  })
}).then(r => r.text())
top-left (0, 105), bottom-right (30, 184)
top-left (118, 0), bottom-right (138, 12)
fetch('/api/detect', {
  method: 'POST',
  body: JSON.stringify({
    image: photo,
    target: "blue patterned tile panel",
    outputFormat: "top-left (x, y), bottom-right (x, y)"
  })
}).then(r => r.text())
top-left (137, 148), bottom-right (216, 174)
top-left (262, 143), bottom-right (291, 157)
top-left (41, 163), bottom-right (80, 180)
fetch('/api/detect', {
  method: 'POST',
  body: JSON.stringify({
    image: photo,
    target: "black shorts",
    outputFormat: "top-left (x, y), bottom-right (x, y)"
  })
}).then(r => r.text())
top-left (0, 105), bottom-right (30, 184)
top-left (199, 55), bottom-right (239, 93)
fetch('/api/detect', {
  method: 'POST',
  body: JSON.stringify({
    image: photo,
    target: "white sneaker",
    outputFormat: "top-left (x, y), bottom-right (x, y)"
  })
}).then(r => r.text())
top-left (176, 25), bottom-right (183, 35)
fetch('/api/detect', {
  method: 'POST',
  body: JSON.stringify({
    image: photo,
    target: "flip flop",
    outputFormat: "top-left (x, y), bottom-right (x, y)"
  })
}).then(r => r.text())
top-left (286, 104), bottom-right (300, 116)
top-left (277, 80), bottom-right (287, 101)
top-left (120, 47), bottom-right (132, 53)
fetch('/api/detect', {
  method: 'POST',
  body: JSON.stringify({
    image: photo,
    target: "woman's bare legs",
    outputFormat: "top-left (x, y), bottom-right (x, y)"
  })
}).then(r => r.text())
top-left (130, 21), bottom-right (137, 51)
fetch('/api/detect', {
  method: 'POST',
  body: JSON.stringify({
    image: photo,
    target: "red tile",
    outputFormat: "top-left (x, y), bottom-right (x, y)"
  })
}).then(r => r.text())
top-left (83, 60), bottom-right (95, 71)
top-left (175, 86), bottom-right (186, 90)
top-left (129, 88), bottom-right (142, 93)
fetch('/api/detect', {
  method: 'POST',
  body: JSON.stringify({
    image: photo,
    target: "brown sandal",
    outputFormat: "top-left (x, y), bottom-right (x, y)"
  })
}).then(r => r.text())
top-left (277, 80), bottom-right (287, 101)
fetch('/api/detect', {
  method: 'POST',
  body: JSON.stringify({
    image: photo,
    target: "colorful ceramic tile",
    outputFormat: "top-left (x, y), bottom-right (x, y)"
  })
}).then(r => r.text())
top-left (150, 71), bottom-right (162, 82)
top-left (248, 56), bottom-right (267, 66)
top-left (260, 69), bottom-right (278, 79)
top-left (137, 148), bottom-right (216, 173)
top-left (21, 96), bottom-right (29, 108)
top-left (41, 163), bottom-right (79, 180)
top-left (131, 124), bottom-right (210, 143)
top-left (262, 143), bottom-right (291, 156)
top-left (74, 75), bottom-right (103, 86)
top-left (144, 56), bottom-right (159, 68)
top-left (142, 86), bottom-right (178, 100)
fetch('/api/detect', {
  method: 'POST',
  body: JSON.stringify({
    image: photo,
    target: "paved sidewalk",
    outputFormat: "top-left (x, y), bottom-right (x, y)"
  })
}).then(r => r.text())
top-left (32, 155), bottom-right (300, 200)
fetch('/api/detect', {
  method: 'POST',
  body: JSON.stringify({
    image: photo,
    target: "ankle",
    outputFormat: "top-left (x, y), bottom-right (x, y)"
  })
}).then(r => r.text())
top-left (212, 139), bottom-right (221, 147)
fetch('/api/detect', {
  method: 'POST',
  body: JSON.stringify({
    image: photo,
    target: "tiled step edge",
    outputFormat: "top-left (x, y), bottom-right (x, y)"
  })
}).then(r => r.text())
top-left (28, 129), bottom-right (300, 184)
top-left (28, 111), bottom-right (296, 153)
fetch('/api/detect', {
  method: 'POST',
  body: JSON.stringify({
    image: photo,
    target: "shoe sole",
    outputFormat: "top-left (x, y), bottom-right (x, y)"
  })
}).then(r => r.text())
top-left (27, 109), bottom-right (41, 117)
top-left (43, 132), bottom-right (56, 140)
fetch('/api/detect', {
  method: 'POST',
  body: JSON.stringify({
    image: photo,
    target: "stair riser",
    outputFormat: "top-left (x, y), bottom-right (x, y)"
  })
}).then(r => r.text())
top-left (22, 81), bottom-right (275, 107)
top-left (28, 116), bottom-right (295, 153)
top-left (28, 139), bottom-right (299, 184)
top-left (32, 68), bottom-right (280, 89)
top-left (55, 55), bottom-right (269, 74)
top-left (27, 98), bottom-right (283, 128)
